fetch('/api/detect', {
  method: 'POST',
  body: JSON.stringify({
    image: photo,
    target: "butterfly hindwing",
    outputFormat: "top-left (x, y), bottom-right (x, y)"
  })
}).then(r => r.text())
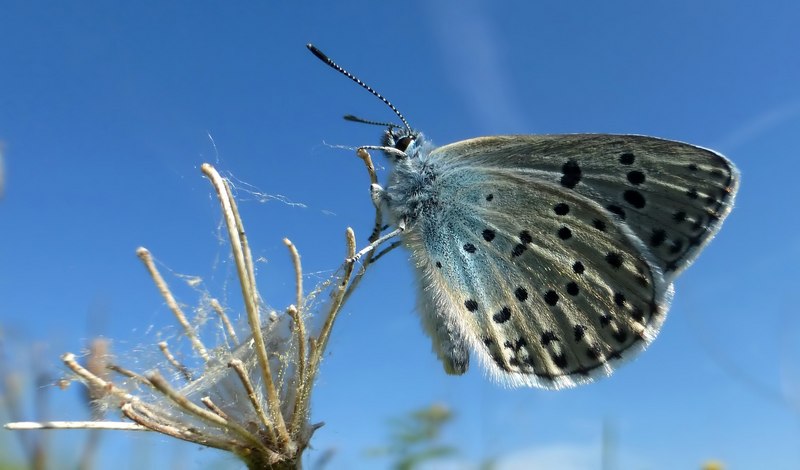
top-left (407, 168), bottom-right (673, 388)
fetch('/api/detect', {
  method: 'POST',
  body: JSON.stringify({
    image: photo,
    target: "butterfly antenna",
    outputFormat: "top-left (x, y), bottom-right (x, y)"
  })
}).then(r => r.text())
top-left (307, 44), bottom-right (413, 134)
top-left (343, 114), bottom-right (401, 129)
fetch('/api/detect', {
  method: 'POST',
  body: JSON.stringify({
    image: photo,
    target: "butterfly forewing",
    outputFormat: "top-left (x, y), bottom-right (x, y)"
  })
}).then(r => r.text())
top-left (431, 135), bottom-right (739, 280)
top-left (407, 167), bottom-right (673, 388)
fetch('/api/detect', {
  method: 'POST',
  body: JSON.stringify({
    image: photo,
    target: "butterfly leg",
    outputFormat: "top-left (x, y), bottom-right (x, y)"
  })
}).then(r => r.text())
top-left (369, 183), bottom-right (387, 210)
top-left (367, 181), bottom-right (391, 243)
top-left (370, 240), bottom-right (402, 263)
top-left (356, 148), bottom-right (394, 243)
top-left (357, 145), bottom-right (408, 162)
top-left (347, 220), bottom-right (405, 264)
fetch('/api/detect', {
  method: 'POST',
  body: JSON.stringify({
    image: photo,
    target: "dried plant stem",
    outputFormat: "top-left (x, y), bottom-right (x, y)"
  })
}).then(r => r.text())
top-left (283, 238), bottom-right (311, 438)
top-left (316, 228), bottom-right (357, 357)
top-left (5, 421), bottom-right (147, 431)
top-left (222, 172), bottom-right (260, 301)
top-left (340, 148), bottom-right (388, 306)
top-left (61, 353), bottom-right (277, 461)
top-left (289, 148), bottom-right (395, 434)
top-left (158, 342), bottom-right (193, 382)
top-left (356, 148), bottom-right (378, 185)
top-left (78, 426), bottom-right (101, 470)
top-left (107, 364), bottom-right (155, 389)
top-left (120, 403), bottom-right (245, 454)
top-left (146, 372), bottom-right (274, 457)
top-left (286, 305), bottom-right (305, 374)
top-left (0, 331), bottom-right (39, 468)
top-left (210, 298), bottom-right (239, 345)
top-left (60, 354), bottom-right (188, 434)
top-left (285, 304), bottom-right (307, 437)
top-left (201, 163), bottom-right (291, 450)
top-left (292, 229), bottom-right (358, 428)
top-left (228, 359), bottom-right (275, 438)
top-left (63, 353), bottom-right (136, 405)
top-left (201, 397), bottom-right (230, 420)
top-left (6, 155), bottom-right (404, 469)
top-left (356, 148), bottom-right (383, 242)
top-left (136, 248), bottom-right (210, 362)
top-left (284, 239), bottom-right (305, 315)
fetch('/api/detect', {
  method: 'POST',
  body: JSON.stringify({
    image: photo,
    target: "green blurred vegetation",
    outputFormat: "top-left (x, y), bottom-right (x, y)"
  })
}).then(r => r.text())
top-left (366, 403), bottom-right (460, 470)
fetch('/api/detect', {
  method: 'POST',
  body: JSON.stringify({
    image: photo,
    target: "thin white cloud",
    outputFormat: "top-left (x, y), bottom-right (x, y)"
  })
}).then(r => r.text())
top-left (715, 100), bottom-right (800, 152)
top-left (424, 0), bottom-right (529, 133)
top-left (493, 443), bottom-right (602, 470)
top-left (419, 441), bottom-right (651, 470)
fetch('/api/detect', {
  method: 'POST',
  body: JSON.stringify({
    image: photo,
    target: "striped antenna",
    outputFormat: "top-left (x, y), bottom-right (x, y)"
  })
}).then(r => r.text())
top-left (343, 114), bottom-right (401, 129)
top-left (307, 44), bottom-right (412, 133)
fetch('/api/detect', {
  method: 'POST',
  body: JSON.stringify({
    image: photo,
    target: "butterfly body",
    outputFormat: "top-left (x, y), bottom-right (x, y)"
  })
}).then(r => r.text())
top-left (377, 132), bottom-right (737, 389)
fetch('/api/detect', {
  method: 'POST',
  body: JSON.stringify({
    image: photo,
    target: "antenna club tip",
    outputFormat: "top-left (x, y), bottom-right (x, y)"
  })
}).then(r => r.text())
top-left (306, 44), bottom-right (329, 62)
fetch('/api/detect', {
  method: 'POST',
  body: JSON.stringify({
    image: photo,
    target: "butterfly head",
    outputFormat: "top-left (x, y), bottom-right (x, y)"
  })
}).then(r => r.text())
top-left (381, 126), bottom-right (425, 161)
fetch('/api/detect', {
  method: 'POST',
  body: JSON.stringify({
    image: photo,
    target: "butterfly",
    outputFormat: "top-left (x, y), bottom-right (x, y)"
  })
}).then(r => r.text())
top-left (308, 44), bottom-right (739, 389)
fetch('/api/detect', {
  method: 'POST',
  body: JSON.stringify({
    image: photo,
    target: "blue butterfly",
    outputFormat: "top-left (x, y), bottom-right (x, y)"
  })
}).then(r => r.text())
top-left (308, 44), bottom-right (739, 389)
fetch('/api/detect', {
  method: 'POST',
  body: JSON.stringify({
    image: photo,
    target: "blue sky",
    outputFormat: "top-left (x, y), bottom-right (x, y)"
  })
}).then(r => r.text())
top-left (1, 1), bottom-right (799, 468)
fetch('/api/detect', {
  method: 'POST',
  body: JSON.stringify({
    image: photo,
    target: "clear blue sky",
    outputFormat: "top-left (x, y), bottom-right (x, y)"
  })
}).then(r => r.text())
top-left (2, 1), bottom-right (799, 469)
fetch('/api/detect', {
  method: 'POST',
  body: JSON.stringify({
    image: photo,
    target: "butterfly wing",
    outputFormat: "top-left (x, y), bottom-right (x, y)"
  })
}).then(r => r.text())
top-left (401, 134), bottom-right (737, 388)
top-left (430, 134), bottom-right (739, 280)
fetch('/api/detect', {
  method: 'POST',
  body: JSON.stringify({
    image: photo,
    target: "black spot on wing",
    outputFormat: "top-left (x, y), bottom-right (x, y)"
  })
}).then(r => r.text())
top-left (560, 160), bottom-right (582, 188)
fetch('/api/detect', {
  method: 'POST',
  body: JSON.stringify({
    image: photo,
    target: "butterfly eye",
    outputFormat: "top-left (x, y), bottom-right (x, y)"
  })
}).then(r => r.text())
top-left (395, 136), bottom-right (414, 152)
